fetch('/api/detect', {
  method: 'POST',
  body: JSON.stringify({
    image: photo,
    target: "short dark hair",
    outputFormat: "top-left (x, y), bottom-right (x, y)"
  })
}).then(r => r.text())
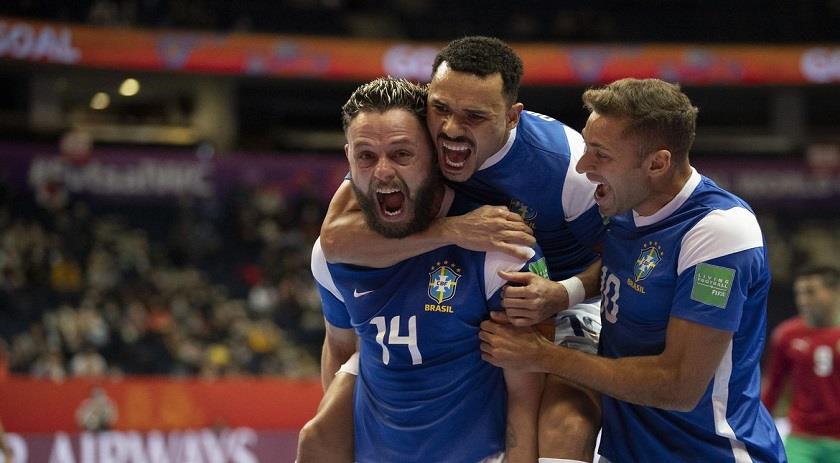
top-left (341, 77), bottom-right (428, 131)
top-left (582, 78), bottom-right (699, 161)
top-left (795, 265), bottom-right (840, 289)
top-left (432, 36), bottom-right (523, 104)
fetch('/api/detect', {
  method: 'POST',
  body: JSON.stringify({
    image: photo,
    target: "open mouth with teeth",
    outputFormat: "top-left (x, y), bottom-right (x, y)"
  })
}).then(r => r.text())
top-left (595, 183), bottom-right (608, 202)
top-left (376, 187), bottom-right (407, 220)
top-left (440, 139), bottom-right (472, 171)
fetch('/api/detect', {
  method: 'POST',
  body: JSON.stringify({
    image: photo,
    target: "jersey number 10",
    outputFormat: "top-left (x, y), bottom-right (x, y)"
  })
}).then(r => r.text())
top-left (601, 267), bottom-right (620, 324)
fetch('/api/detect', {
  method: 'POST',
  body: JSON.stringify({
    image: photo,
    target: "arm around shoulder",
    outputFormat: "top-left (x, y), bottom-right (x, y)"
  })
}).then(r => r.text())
top-left (319, 180), bottom-right (450, 267)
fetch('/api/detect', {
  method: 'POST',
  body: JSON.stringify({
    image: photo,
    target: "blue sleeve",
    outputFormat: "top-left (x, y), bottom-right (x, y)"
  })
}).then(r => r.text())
top-left (487, 244), bottom-right (547, 309)
top-left (671, 247), bottom-right (764, 332)
top-left (317, 282), bottom-right (352, 329)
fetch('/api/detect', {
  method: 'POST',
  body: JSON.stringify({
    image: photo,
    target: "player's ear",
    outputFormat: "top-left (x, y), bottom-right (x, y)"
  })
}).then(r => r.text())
top-left (647, 149), bottom-right (671, 177)
top-left (344, 143), bottom-right (351, 162)
top-left (506, 103), bottom-right (524, 130)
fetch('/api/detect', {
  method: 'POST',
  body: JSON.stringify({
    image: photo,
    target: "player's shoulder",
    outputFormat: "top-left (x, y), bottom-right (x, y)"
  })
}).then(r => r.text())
top-left (771, 317), bottom-right (808, 342)
top-left (517, 110), bottom-right (581, 157)
top-left (690, 175), bottom-right (754, 216)
top-left (677, 177), bottom-right (764, 273)
top-left (310, 237), bottom-right (328, 274)
top-left (684, 176), bottom-right (762, 247)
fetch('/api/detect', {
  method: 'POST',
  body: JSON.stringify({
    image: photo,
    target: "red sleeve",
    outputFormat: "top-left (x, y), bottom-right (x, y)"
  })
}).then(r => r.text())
top-left (761, 319), bottom-right (793, 413)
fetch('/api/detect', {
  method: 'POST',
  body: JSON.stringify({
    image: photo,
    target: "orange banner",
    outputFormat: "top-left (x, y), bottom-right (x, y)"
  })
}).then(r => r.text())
top-left (0, 376), bottom-right (322, 433)
top-left (1, 16), bottom-right (838, 84)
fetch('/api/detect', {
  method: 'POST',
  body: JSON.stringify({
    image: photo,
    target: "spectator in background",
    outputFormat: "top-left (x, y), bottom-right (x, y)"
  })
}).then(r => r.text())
top-left (1, 187), bottom-right (323, 379)
top-left (30, 348), bottom-right (66, 382)
top-left (76, 386), bottom-right (118, 432)
top-left (0, 417), bottom-right (12, 463)
top-left (763, 266), bottom-right (840, 462)
top-left (70, 344), bottom-right (107, 377)
top-left (0, 339), bottom-right (9, 382)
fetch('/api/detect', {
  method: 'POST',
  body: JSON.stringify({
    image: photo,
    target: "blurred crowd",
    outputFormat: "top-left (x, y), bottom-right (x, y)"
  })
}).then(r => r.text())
top-left (0, 172), bottom-right (838, 380)
top-left (2, 0), bottom-right (837, 43)
top-left (0, 176), bottom-right (326, 380)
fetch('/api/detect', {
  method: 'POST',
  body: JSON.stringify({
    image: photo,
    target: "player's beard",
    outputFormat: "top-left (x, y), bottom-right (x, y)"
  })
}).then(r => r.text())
top-left (352, 169), bottom-right (443, 239)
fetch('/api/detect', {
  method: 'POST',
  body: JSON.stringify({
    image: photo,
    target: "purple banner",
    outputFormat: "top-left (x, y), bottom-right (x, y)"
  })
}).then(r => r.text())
top-left (2, 142), bottom-right (839, 210)
top-left (4, 428), bottom-right (298, 463)
top-left (0, 142), bottom-right (347, 204)
top-left (695, 158), bottom-right (840, 210)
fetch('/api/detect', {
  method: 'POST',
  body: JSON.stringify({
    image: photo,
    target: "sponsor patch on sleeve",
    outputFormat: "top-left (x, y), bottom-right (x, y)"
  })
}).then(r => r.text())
top-left (528, 257), bottom-right (549, 279)
top-left (690, 262), bottom-right (735, 309)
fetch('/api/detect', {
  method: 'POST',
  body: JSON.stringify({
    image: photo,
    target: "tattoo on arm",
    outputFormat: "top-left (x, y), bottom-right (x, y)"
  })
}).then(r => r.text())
top-left (506, 424), bottom-right (518, 450)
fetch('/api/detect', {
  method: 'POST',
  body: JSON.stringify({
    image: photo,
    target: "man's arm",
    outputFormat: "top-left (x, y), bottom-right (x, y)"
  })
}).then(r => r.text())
top-left (297, 322), bottom-right (358, 463)
top-left (320, 320), bottom-right (358, 390)
top-left (760, 327), bottom-right (790, 414)
top-left (502, 357), bottom-right (543, 462)
top-left (480, 313), bottom-right (732, 411)
top-left (320, 180), bottom-right (535, 267)
top-left (499, 257), bottom-right (602, 326)
top-left (298, 361), bottom-right (356, 463)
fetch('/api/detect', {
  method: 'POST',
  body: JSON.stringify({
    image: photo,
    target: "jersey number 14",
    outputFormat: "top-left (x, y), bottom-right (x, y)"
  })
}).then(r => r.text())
top-left (370, 315), bottom-right (423, 365)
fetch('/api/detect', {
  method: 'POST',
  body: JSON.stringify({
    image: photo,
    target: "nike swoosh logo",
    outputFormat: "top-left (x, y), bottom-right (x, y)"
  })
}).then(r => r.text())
top-left (353, 289), bottom-right (374, 298)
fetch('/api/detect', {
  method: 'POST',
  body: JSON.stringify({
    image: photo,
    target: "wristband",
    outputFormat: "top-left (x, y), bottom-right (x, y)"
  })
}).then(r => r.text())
top-left (559, 276), bottom-right (585, 308)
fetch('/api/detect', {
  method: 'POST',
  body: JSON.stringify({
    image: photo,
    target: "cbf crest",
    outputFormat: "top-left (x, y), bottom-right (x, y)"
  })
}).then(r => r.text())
top-left (634, 241), bottom-right (663, 282)
top-left (428, 261), bottom-right (462, 304)
top-left (510, 199), bottom-right (537, 228)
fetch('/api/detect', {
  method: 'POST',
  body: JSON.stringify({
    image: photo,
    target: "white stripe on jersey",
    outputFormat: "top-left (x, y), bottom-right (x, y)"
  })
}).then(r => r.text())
top-left (712, 340), bottom-right (752, 463)
top-left (484, 246), bottom-right (535, 300)
top-left (677, 207), bottom-right (764, 275)
top-left (310, 238), bottom-right (344, 302)
top-left (561, 125), bottom-right (597, 221)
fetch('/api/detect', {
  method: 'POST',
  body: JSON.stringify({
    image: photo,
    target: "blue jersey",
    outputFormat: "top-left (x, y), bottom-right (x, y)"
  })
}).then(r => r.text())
top-left (598, 169), bottom-right (786, 462)
top-left (311, 187), bottom-right (548, 463)
top-left (449, 110), bottom-right (604, 281)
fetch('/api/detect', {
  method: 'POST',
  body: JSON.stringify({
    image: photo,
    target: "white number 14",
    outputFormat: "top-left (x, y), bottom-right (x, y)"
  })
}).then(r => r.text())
top-left (370, 315), bottom-right (423, 365)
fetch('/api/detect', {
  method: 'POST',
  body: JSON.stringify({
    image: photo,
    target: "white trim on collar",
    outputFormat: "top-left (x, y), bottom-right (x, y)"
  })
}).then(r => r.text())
top-left (633, 167), bottom-right (701, 227)
top-left (478, 127), bottom-right (517, 171)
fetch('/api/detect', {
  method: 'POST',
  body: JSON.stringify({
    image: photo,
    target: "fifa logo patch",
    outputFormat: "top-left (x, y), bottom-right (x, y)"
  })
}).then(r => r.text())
top-left (428, 261), bottom-right (462, 304)
top-left (510, 199), bottom-right (537, 228)
top-left (628, 241), bottom-right (663, 294)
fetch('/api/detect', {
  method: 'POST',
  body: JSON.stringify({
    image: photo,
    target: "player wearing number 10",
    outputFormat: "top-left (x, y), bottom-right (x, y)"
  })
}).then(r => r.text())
top-left (479, 78), bottom-right (786, 462)
top-left (310, 77), bottom-right (544, 463)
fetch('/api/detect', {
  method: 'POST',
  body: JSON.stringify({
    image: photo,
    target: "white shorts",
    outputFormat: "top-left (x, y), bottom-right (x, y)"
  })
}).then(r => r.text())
top-left (554, 300), bottom-right (601, 354)
top-left (337, 351), bottom-right (360, 376)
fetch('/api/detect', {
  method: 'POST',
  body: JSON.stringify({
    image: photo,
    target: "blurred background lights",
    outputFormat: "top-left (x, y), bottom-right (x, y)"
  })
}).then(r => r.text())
top-left (119, 78), bottom-right (140, 96)
top-left (89, 92), bottom-right (110, 110)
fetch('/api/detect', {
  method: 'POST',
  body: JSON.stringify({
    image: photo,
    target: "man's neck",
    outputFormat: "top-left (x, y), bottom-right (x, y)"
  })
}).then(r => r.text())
top-left (429, 185), bottom-right (447, 217)
top-left (635, 163), bottom-right (693, 217)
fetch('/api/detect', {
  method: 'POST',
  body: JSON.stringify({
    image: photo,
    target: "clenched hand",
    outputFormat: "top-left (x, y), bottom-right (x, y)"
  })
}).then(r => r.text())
top-left (479, 311), bottom-right (551, 372)
top-left (500, 270), bottom-right (568, 326)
